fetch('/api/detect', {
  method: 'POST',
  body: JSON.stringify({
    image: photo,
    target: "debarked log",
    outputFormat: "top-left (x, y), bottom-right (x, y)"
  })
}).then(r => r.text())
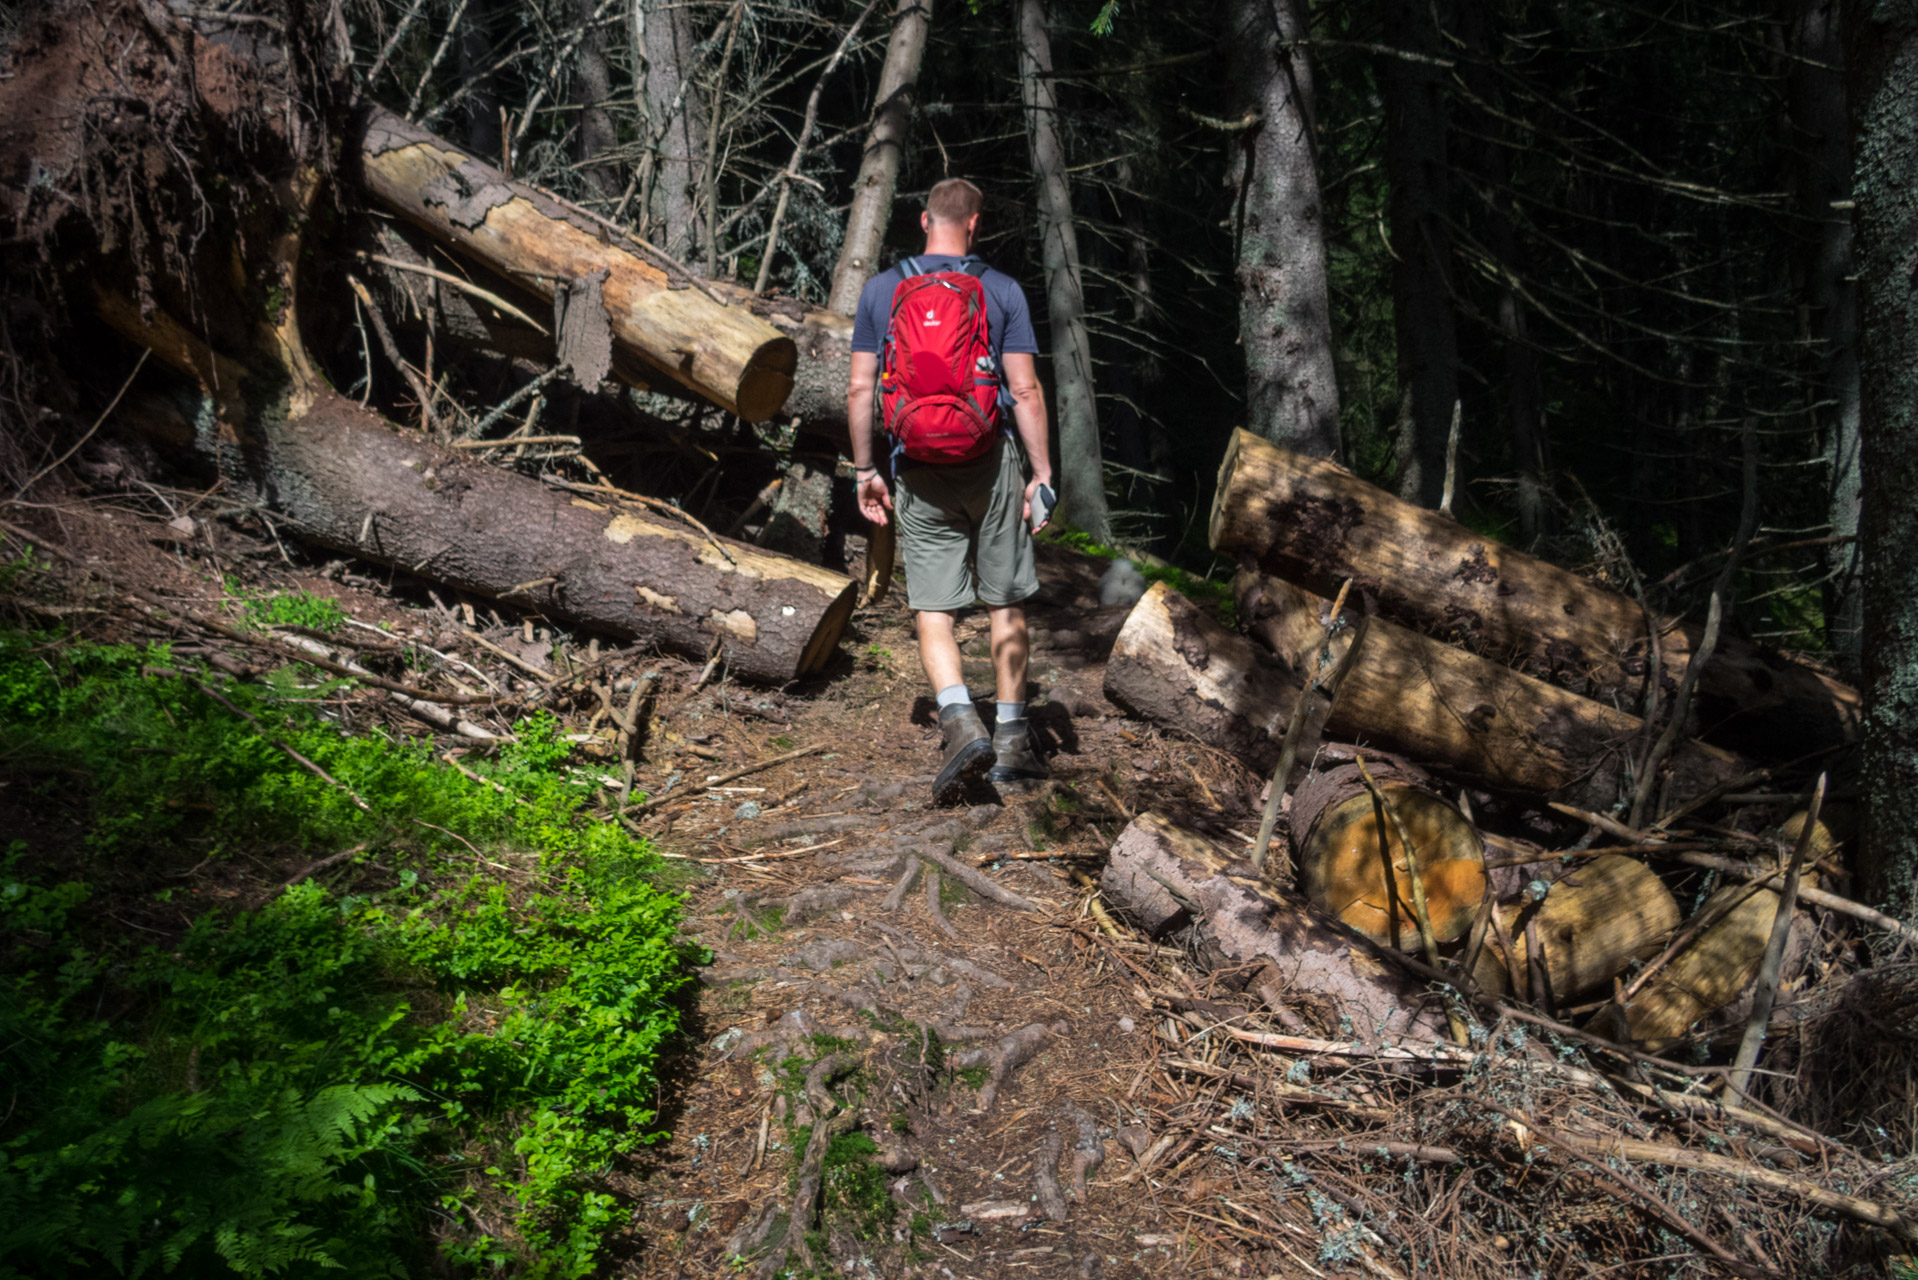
top-left (1101, 813), bottom-right (1449, 1044)
top-left (97, 290), bottom-right (856, 684)
top-left (1211, 429), bottom-right (1860, 759)
top-left (354, 106), bottom-right (796, 422)
top-left (1102, 580), bottom-right (1301, 773)
top-left (1236, 572), bottom-right (1751, 814)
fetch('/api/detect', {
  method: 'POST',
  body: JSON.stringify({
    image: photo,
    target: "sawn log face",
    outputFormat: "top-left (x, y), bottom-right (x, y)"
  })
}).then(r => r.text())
top-left (1101, 813), bottom-right (1449, 1044)
top-left (1211, 429), bottom-right (1860, 759)
top-left (354, 107), bottom-right (796, 422)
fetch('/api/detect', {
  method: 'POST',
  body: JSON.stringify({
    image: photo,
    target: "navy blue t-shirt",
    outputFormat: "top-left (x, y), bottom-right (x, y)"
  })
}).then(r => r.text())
top-left (850, 254), bottom-right (1040, 418)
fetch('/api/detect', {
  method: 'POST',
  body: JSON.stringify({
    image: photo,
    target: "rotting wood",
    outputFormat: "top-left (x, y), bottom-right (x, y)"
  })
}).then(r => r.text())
top-left (354, 106), bottom-right (796, 421)
top-left (1236, 571), bottom-right (1752, 813)
top-left (1210, 429), bottom-right (1860, 759)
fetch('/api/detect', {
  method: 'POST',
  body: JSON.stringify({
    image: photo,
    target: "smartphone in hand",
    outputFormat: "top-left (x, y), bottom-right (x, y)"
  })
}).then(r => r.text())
top-left (1028, 482), bottom-right (1057, 534)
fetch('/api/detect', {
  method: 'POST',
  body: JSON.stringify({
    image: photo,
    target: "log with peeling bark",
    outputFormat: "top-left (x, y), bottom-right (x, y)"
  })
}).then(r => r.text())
top-left (1102, 581), bottom-right (1300, 773)
top-left (1290, 754), bottom-right (1486, 949)
top-left (96, 276), bottom-right (856, 685)
top-left (1211, 429), bottom-right (1860, 759)
top-left (1469, 855), bottom-right (1680, 1008)
top-left (1101, 813), bottom-right (1450, 1044)
top-left (1236, 572), bottom-right (1751, 814)
top-left (354, 107), bottom-right (797, 422)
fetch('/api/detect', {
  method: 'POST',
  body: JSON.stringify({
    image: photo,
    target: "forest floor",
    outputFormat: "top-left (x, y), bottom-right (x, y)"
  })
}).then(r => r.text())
top-left (14, 482), bottom-right (1906, 1280)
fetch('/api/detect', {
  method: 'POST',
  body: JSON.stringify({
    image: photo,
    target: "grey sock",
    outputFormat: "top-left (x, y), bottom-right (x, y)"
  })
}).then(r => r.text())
top-left (936, 684), bottom-right (971, 710)
top-left (996, 701), bottom-right (1027, 727)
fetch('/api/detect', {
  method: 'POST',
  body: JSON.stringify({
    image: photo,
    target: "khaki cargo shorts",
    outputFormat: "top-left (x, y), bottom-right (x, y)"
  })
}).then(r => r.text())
top-left (893, 435), bottom-right (1041, 613)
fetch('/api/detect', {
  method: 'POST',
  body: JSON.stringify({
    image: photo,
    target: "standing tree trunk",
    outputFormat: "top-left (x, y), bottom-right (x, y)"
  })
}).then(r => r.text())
top-left (1847, 0), bottom-right (1918, 909)
top-left (1793, 0), bottom-right (1863, 677)
top-left (573, 0), bottom-right (623, 203)
top-left (1377, 0), bottom-right (1459, 507)
top-left (1016, 0), bottom-right (1110, 541)
top-left (1227, 0), bottom-right (1342, 458)
top-left (828, 0), bottom-right (933, 314)
top-left (457, 0), bottom-right (505, 164)
top-left (639, 0), bottom-right (708, 260)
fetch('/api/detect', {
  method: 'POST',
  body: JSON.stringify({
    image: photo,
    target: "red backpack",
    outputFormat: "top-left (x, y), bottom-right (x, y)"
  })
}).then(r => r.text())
top-left (879, 258), bottom-right (1001, 464)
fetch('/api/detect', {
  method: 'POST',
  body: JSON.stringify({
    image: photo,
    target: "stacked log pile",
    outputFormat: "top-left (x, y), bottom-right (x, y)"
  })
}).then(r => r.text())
top-left (1100, 430), bottom-right (1880, 1062)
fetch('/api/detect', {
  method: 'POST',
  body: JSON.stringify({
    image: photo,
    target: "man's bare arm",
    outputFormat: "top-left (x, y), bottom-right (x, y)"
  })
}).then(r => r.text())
top-left (1001, 352), bottom-right (1054, 520)
top-left (847, 351), bottom-right (892, 524)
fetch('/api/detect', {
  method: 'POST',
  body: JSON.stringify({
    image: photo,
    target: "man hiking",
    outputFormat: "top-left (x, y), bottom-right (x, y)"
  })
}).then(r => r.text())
top-left (846, 178), bottom-right (1056, 803)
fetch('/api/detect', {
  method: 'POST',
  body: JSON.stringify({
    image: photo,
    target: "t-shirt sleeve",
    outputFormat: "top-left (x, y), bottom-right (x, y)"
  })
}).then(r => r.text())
top-left (995, 278), bottom-right (1040, 354)
top-left (850, 277), bottom-right (889, 353)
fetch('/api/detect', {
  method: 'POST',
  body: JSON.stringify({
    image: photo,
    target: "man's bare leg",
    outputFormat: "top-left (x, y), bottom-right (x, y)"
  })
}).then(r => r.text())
top-left (986, 603), bottom-right (1047, 781)
top-left (987, 604), bottom-right (1028, 704)
top-left (917, 609), bottom-right (992, 800)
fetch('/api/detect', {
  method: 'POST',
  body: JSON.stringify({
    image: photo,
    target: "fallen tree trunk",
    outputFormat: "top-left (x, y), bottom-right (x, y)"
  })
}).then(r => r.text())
top-left (1101, 813), bottom-right (1450, 1044)
top-left (1237, 572), bottom-right (1752, 814)
top-left (1290, 754), bottom-right (1486, 948)
top-left (97, 287), bottom-right (856, 684)
top-left (354, 107), bottom-right (797, 422)
top-left (1212, 430), bottom-right (1860, 759)
top-left (1102, 581), bottom-right (1300, 773)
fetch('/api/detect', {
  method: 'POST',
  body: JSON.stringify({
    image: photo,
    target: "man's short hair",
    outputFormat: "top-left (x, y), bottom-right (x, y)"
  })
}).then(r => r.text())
top-left (927, 178), bottom-right (983, 225)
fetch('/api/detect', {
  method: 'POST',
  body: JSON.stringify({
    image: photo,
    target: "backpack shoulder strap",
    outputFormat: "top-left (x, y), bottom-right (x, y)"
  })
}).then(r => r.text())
top-left (959, 258), bottom-right (989, 278)
top-left (896, 257), bottom-right (922, 280)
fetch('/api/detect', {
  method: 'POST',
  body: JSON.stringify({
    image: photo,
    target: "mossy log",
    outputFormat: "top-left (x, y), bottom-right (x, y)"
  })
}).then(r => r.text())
top-left (1102, 581), bottom-right (1301, 774)
top-left (1290, 754), bottom-right (1486, 949)
top-left (354, 107), bottom-right (796, 422)
top-left (1470, 856), bottom-right (1680, 1007)
top-left (1211, 429), bottom-right (1860, 759)
top-left (1100, 813), bottom-right (1449, 1044)
top-left (1236, 572), bottom-right (1751, 814)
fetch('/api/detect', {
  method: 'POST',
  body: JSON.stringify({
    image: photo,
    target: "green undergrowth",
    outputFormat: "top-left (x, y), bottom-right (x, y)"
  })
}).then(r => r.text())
top-left (0, 629), bottom-right (697, 1278)
top-left (1039, 528), bottom-right (1236, 626)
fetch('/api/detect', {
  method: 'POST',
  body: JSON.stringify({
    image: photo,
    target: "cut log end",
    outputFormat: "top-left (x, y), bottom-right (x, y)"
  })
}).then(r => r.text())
top-left (736, 335), bottom-right (800, 423)
top-left (1295, 767), bottom-right (1485, 948)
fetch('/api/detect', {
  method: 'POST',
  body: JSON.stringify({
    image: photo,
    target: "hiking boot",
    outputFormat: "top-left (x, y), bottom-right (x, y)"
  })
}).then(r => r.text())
top-left (986, 721), bottom-right (1049, 785)
top-left (933, 703), bottom-right (993, 803)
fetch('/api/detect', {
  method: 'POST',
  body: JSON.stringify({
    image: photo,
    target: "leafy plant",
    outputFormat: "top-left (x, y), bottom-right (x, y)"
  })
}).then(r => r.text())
top-left (0, 631), bottom-right (694, 1278)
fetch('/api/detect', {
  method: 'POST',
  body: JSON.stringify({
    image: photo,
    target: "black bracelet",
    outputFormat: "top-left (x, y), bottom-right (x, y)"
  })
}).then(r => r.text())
top-left (854, 466), bottom-right (877, 476)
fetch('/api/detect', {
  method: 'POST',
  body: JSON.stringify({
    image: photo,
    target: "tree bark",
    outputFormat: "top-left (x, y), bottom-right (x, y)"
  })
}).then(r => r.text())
top-left (1227, 0), bottom-right (1342, 458)
top-left (1847, 0), bottom-right (1918, 909)
top-left (1016, 0), bottom-right (1110, 540)
top-left (1101, 813), bottom-right (1449, 1044)
top-left (354, 106), bottom-right (796, 422)
top-left (1211, 429), bottom-right (1862, 760)
top-left (829, 0), bottom-right (933, 315)
top-left (1792, 0), bottom-right (1863, 678)
top-left (1290, 754), bottom-right (1486, 949)
top-left (1377, 0), bottom-right (1459, 508)
top-left (638, 0), bottom-right (708, 260)
top-left (96, 290), bottom-right (856, 685)
top-left (573, 0), bottom-right (623, 203)
top-left (1235, 572), bottom-right (1751, 814)
top-left (1103, 581), bottom-right (1300, 774)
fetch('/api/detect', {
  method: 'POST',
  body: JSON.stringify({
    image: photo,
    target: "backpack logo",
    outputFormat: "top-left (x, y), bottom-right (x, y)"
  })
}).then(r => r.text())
top-left (923, 309), bottom-right (940, 325)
